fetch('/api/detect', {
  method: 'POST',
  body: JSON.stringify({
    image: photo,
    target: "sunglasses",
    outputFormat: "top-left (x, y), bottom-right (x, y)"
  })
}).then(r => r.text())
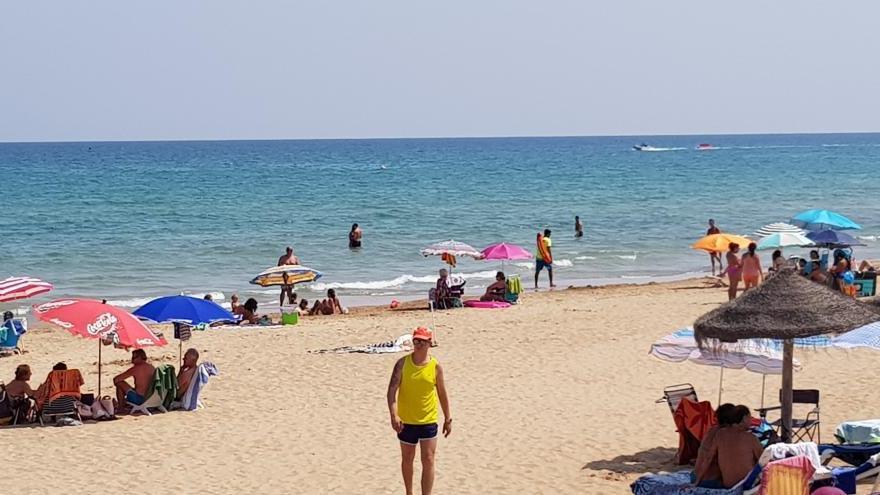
top-left (413, 338), bottom-right (431, 345)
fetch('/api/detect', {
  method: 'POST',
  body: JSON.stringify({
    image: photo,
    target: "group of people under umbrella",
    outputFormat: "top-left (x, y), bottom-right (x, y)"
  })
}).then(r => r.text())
top-left (693, 209), bottom-right (871, 301)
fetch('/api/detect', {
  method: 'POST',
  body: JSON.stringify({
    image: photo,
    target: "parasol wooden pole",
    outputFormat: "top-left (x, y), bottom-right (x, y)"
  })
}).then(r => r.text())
top-left (97, 339), bottom-right (102, 397)
top-left (781, 339), bottom-right (794, 442)
top-left (717, 366), bottom-right (724, 405)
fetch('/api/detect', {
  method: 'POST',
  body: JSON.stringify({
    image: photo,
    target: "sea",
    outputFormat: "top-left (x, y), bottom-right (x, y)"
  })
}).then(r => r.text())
top-left (2, 133), bottom-right (879, 316)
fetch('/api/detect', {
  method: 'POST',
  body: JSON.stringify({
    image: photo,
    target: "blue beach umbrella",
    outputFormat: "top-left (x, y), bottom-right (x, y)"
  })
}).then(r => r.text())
top-left (806, 230), bottom-right (865, 248)
top-left (133, 295), bottom-right (235, 325)
top-left (791, 209), bottom-right (861, 231)
top-left (134, 295), bottom-right (235, 366)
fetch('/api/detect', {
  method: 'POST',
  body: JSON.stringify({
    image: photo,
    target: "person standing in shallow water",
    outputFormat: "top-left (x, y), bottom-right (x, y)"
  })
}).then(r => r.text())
top-left (706, 219), bottom-right (723, 276)
top-left (278, 246), bottom-right (299, 307)
top-left (387, 327), bottom-right (452, 495)
top-left (575, 216), bottom-right (584, 238)
top-left (349, 223), bottom-right (363, 249)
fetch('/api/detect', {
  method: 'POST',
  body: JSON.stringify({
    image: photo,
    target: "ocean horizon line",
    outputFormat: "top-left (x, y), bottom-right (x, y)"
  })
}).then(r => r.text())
top-left (2, 130), bottom-right (880, 146)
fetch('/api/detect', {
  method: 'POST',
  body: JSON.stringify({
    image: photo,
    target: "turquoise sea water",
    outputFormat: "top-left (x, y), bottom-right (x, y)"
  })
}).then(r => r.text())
top-left (2, 134), bottom-right (879, 314)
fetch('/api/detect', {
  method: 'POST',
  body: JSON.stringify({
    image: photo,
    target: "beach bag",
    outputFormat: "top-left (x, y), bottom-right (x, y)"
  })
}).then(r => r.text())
top-left (0, 387), bottom-right (13, 423)
top-left (90, 396), bottom-right (116, 420)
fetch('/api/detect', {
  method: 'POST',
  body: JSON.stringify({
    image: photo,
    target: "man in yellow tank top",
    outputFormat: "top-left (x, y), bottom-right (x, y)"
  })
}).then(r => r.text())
top-left (386, 327), bottom-right (452, 495)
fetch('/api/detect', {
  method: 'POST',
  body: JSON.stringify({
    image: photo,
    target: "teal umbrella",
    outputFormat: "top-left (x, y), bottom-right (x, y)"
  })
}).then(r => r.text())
top-left (756, 232), bottom-right (815, 250)
top-left (791, 209), bottom-right (861, 231)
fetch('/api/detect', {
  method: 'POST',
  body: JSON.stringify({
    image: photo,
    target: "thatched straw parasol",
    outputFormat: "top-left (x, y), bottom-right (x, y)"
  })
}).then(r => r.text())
top-left (694, 268), bottom-right (880, 440)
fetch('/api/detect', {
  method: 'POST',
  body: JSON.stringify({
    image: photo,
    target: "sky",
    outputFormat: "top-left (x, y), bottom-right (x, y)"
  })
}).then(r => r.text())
top-left (2, 1), bottom-right (879, 142)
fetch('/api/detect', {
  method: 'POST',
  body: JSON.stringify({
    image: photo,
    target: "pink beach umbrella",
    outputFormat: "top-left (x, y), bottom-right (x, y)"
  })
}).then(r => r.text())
top-left (481, 243), bottom-right (532, 272)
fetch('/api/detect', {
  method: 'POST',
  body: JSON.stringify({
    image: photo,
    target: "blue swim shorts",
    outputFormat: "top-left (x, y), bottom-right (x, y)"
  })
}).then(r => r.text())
top-left (125, 390), bottom-right (146, 405)
top-left (535, 259), bottom-right (552, 272)
top-left (397, 423), bottom-right (438, 445)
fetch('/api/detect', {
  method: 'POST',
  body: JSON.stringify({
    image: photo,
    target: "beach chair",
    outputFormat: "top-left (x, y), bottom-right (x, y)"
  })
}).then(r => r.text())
top-left (758, 389), bottom-right (820, 444)
top-left (0, 317), bottom-right (26, 356)
top-left (505, 275), bottom-right (523, 304)
top-left (129, 364), bottom-right (177, 416)
top-left (36, 369), bottom-right (84, 425)
top-left (657, 383), bottom-right (698, 415)
top-left (171, 362), bottom-right (219, 411)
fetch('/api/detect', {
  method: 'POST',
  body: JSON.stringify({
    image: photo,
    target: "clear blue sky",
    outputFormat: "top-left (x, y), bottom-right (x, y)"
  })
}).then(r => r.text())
top-left (2, 1), bottom-right (878, 142)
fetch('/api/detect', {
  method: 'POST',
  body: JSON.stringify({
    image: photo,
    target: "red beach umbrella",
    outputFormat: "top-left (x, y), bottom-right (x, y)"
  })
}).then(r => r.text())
top-left (32, 298), bottom-right (167, 394)
top-left (0, 276), bottom-right (54, 303)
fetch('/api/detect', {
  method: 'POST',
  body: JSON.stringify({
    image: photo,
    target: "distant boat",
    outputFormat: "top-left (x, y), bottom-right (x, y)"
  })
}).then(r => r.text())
top-left (633, 144), bottom-right (661, 152)
top-left (696, 143), bottom-right (716, 151)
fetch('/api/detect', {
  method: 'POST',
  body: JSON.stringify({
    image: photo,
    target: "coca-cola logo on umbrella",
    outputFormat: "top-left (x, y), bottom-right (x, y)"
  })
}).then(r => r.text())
top-left (87, 312), bottom-right (118, 336)
top-left (33, 300), bottom-right (78, 313)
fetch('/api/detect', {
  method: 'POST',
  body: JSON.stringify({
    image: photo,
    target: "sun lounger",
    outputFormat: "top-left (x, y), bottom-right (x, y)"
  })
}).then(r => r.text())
top-left (40, 395), bottom-right (81, 425)
top-left (657, 383), bottom-right (699, 415)
top-left (631, 443), bottom-right (832, 495)
top-left (819, 443), bottom-right (880, 467)
top-left (171, 362), bottom-right (218, 411)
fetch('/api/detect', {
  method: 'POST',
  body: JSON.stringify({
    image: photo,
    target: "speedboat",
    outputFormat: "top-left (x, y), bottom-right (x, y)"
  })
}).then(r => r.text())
top-left (696, 143), bottom-right (716, 151)
top-left (633, 144), bottom-right (661, 151)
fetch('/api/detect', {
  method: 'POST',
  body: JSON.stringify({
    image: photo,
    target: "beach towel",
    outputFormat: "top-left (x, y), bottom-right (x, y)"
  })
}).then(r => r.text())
top-left (630, 471), bottom-right (749, 495)
top-left (835, 420), bottom-right (880, 445)
top-left (37, 369), bottom-right (84, 409)
top-left (309, 334), bottom-right (414, 355)
top-left (674, 399), bottom-right (717, 464)
top-left (153, 364), bottom-right (179, 410)
top-left (758, 442), bottom-right (827, 477)
top-left (174, 362), bottom-right (218, 411)
top-left (536, 233), bottom-right (553, 263)
top-left (758, 455), bottom-right (814, 495)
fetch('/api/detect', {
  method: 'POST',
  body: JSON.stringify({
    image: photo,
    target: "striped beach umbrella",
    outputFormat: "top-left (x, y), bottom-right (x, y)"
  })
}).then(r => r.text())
top-left (0, 276), bottom-right (54, 303)
top-left (753, 223), bottom-right (806, 238)
top-left (250, 265), bottom-right (323, 287)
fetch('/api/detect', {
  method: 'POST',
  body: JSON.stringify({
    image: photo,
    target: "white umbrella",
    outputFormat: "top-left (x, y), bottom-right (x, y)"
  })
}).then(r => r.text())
top-left (651, 327), bottom-right (802, 406)
top-left (756, 232), bottom-right (815, 250)
top-left (753, 223), bottom-right (807, 238)
top-left (419, 240), bottom-right (483, 258)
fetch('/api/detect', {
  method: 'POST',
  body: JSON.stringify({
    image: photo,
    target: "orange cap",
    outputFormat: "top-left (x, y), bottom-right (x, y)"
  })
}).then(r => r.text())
top-left (412, 326), bottom-right (433, 341)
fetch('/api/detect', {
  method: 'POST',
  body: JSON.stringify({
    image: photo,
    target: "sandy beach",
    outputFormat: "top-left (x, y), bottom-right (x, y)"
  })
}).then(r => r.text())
top-left (3, 278), bottom-right (879, 494)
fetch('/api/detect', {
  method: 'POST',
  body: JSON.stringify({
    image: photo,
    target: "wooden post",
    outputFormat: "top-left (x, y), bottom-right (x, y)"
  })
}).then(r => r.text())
top-left (781, 339), bottom-right (794, 442)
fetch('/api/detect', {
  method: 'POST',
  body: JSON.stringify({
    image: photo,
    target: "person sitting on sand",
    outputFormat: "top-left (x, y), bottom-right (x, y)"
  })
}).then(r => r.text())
top-left (694, 403), bottom-right (737, 488)
top-left (311, 289), bottom-right (344, 315)
top-left (809, 261), bottom-right (828, 285)
top-left (698, 405), bottom-right (763, 488)
top-left (296, 298), bottom-right (309, 315)
top-left (113, 349), bottom-right (155, 410)
top-left (234, 298), bottom-right (260, 324)
top-left (769, 250), bottom-right (786, 274)
top-left (176, 348), bottom-right (199, 400)
top-left (480, 272), bottom-right (507, 302)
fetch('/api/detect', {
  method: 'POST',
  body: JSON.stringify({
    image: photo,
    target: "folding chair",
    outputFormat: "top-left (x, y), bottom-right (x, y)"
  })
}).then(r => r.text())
top-left (757, 389), bottom-right (820, 443)
top-left (656, 383), bottom-right (698, 414)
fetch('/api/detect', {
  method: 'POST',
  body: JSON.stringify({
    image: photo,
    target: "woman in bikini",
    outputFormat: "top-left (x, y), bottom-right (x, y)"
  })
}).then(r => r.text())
top-left (724, 243), bottom-right (742, 301)
top-left (741, 242), bottom-right (763, 291)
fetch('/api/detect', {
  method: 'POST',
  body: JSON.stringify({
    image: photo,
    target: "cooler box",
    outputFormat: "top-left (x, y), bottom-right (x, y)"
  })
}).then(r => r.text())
top-left (855, 273), bottom-right (876, 297)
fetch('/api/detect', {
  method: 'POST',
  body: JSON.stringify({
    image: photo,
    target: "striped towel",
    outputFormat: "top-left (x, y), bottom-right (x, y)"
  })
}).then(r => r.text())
top-left (175, 362), bottom-right (218, 411)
